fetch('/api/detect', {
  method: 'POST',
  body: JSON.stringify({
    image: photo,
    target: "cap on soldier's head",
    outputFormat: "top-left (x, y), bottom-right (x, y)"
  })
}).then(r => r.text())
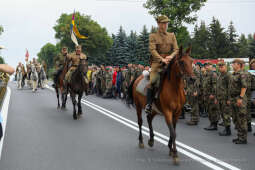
top-left (232, 59), bottom-right (244, 65)
top-left (62, 46), bottom-right (68, 50)
top-left (76, 45), bottom-right (82, 50)
top-left (217, 61), bottom-right (226, 67)
top-left (156, 15), bottom-right (170, 23)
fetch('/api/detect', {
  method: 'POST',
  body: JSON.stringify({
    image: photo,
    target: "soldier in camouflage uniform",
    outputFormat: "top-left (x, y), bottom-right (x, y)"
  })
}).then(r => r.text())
top-left (64, 45), bottom-right (88, 85)
top-left (242, 63), bottom-right (253, 132)
top-left (230, 59), bottom-right (248, 144)
top-left (146, 15), bottom-right (179, 115)
top-left (249, 59), bottom-right (255, 136)
top-left (200, 63), bottom-right (208, 117)
top-left (103, 67), bottom-right (113, 98)
top-left (52, 47), bottom-right (69, 87)
top-left (216, 61), bottom-right (232, 136)
top-left (186, 66), bottom-right (200, 125)
top-left (204, 63), bottom-right (219, 131)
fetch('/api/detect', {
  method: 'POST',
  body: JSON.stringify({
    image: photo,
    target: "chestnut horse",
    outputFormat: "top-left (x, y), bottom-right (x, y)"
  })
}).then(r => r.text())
top-left (127, 47), bottom-right (193, 165)
top-left (54, 60), bottom-right (69, 109)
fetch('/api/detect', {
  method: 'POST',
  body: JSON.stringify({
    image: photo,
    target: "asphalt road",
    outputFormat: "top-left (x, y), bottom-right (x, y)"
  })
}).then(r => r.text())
top-left (0, 82), bottom-right (255, 170)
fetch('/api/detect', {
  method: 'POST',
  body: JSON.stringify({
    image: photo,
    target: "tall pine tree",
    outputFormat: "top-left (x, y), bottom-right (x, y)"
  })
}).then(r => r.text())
top-left (191, 21), bottom-right (210, 58)
top-left (208, 17), bottom-right (228, 58)
top-left (137, 25), bottom-right (150, 65)
top-left (226, 21), bottom-right (239, 57)
top-left (126, 31), bottom-right (139, 64)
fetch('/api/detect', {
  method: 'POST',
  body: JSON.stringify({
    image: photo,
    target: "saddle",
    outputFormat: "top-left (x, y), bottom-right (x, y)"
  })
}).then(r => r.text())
top-left (136, 70), bottom-right (166, 115)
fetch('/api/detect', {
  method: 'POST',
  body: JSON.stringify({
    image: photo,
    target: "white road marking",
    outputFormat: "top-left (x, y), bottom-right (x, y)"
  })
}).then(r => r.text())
top-left (0, 87), bottom-right (11, 160)
top-left (82, 99), bottom-right (240, 170)
top-left (45, 85), bottom-right (240, 170)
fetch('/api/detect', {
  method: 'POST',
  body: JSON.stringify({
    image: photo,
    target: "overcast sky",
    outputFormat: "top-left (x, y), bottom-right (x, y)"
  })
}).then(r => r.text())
top-left (0, 0), bottom-right (254, 68)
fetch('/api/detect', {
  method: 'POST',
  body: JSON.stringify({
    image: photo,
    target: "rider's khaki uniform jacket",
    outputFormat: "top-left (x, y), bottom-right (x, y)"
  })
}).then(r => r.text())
top-left (149, 30), bottom-right (179, 86)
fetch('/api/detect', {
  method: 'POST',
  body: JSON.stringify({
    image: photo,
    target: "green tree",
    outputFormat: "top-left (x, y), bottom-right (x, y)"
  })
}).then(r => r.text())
top-left (112, 26), bottom-right (129, 66)
top-left (248, 34), bottom-right (255, 59)
top-left (191, 21), bottom-right (210, 58)
top-left (137, 26), bottom-right (150, 65)
top-left (150, 26), bottom-right (157, 33)
top-left (226, 21), bottom-right (239, 57)
top-left (37, 43), bottom-right (58, 73)
top-left (237, 34), bottom-right (249, 58)
top-left (53, 12), bottom-right (112, 64)
top-left (208, 17), bottom-right (228, 58)
top-left (127, 31), bottom-right (139, 64)
top-left (0, 56), bottom-right (5, 64)
top-left (143, 0), bottom-right (207, 33)
top-left (0, 25), bottom-right (3, 36)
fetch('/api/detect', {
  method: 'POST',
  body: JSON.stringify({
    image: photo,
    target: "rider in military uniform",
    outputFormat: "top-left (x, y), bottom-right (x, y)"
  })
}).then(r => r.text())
top-left (64, 45), bottom-right (88, 86)
top-left (52, 47), bottom-right (69, 87)
top-left (145, 15), bottom-right (179, 115)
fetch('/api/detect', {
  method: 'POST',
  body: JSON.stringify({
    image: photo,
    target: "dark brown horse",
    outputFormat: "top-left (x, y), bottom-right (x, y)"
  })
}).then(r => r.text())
top-left (67, 59), bottom-right (88, 120)
top-left (127, 47), bottom-right (193, 165)
top-left (54, 61), bottom-right (69, 109)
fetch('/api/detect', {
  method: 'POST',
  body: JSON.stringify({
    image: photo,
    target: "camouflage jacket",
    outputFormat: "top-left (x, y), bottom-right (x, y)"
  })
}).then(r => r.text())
top-left (216, 71), bottom-right (231, 101)
top-left (229, 70), bottom-right (247, 98)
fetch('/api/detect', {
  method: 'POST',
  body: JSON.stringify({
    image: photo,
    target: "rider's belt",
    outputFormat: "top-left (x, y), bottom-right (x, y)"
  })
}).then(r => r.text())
top-left (71, 64), bottom-right (78, 67)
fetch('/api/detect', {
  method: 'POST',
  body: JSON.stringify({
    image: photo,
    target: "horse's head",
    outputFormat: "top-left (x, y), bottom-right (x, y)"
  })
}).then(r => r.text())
top-left (176, 46), bottom-right (194, 77)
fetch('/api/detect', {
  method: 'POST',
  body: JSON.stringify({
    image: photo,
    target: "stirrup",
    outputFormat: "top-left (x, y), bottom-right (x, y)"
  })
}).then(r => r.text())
top-left (145, 104), bottom-right (152, 115)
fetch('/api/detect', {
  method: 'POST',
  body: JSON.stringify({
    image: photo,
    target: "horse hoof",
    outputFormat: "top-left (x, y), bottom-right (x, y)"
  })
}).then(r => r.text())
top-left (139, 143), bottom-right (144, 149)
top-left (148, 139), bottom-right (154, 148)
top-left (173, 157), bottom-right (179, 165)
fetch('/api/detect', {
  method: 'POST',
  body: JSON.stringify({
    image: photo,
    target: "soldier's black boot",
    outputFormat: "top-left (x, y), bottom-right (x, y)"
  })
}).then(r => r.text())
top-left (219, 126), bottom-right (231, 136)
top-left (145, 88), bottom-right (153, 115)
top-left (247, 122), bottom-right (252, 132)
top-left (204, 122), bottom-right (217, 131)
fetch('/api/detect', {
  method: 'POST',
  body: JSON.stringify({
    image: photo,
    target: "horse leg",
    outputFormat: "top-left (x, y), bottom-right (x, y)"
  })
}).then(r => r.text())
top-left (55, 88), bottom-right (60, 109)
top-left (71, 92), bottom-right (77, 120)
top-left (77, 92), bottom-right (83, 119)
top-left (165, 111), bottom-right (179, 165)
top-left (136, 105), bottom-right (144, 148)
top-left (147, 110), bottom-right (157, 147)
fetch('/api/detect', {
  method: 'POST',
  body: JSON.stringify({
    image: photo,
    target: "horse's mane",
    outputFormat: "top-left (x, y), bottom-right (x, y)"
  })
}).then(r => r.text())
top-left (165, 55), bottom-right (178, 81)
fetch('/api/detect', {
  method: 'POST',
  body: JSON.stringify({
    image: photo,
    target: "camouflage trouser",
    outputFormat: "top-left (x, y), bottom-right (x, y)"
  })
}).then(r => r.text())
top-left (104, 79), bottom-right (112, 95)
top-left (100, 78), bottom-right (106, 94)
top-left (207, 96), bottom-right (219, 124)
top-left (247, 98), bottom-right (252, 124)
top-left (231, 97), bottom-right (247, 141)
top-left (189, 95), bottom-right (199, 122)
top-left (218, 99), bottom-right (231, 127)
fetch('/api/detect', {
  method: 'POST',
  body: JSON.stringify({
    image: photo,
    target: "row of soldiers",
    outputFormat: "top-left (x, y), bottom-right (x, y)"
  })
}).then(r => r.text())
top-left (184, 59), bottom-right (255, 144)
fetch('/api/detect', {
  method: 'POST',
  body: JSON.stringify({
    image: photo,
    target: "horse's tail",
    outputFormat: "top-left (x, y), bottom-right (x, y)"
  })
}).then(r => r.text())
top-left (126, 79), bottom-right (136, 107)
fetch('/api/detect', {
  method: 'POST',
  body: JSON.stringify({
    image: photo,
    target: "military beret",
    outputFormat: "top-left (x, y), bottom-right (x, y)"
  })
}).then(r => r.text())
top-left (212, 64), bottom-right (216, 68)
top-left (232, 59), bottom-right (245, 65)
top-left (250, 59), bottom-right (255, 65)
top-left (217, 61), bottom-right (226, 66)
top-left (207, 62), bottom-right (213, 66)
top-left (203, 62), bottom-right (208, 66)
top-left (156, 15), bottom-right (170, 23)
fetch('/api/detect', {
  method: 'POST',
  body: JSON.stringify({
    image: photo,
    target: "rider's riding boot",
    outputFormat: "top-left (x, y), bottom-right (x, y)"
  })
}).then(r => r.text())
top-left (52, 73), bottom-right (58, 88)
top-left (145, 88), bottom-right (153, 115)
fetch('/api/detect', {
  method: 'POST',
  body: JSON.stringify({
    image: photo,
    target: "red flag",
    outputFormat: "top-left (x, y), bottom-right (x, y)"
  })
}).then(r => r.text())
top-left (25, 49), bottom-right (29, 61)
